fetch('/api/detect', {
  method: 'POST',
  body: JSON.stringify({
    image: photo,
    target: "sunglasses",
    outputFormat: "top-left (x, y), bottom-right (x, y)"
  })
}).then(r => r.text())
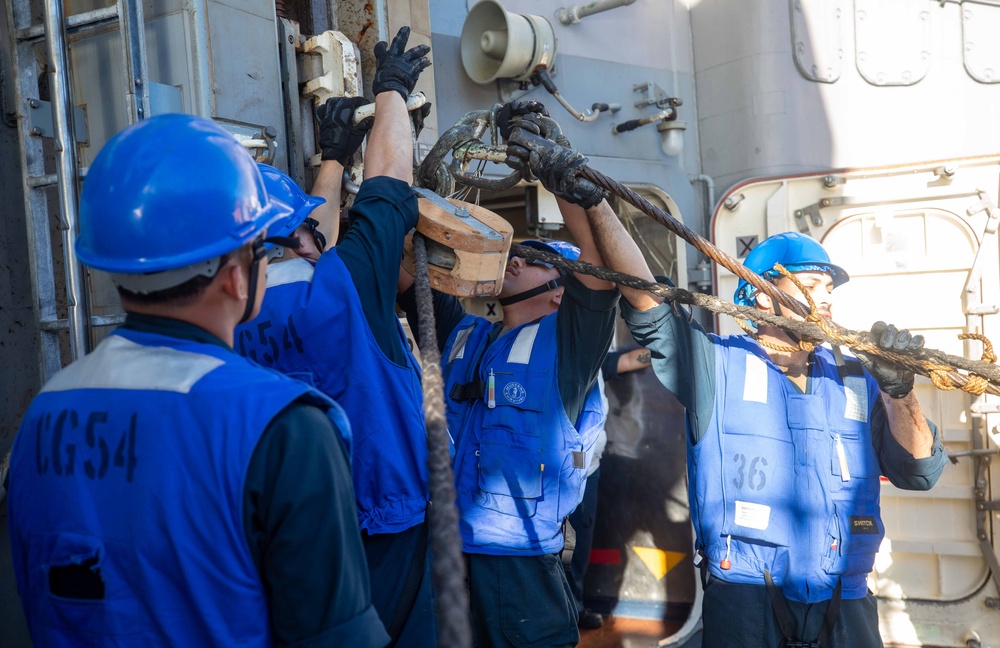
top-left (508, 252), bottom-right (555, 269)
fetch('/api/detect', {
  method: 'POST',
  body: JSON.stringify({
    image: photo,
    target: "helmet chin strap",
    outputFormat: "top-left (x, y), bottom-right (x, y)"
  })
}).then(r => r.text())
top-left (240, 238), bottom-right (269, 324)
top-left (768, 296), bottom-right (812, 349)
top-left (498, 276), bottom-right (565, 306)
top-left (303, 217), bottom-right (327, 252)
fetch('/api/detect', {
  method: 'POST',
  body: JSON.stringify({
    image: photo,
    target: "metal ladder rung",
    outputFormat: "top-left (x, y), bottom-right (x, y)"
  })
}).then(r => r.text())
top-left (40, 314), bottom-right (126, 332)
top-left (16, 5), bottom-right (119, 43)
top-left (28, 167), bottom-right (90, 189)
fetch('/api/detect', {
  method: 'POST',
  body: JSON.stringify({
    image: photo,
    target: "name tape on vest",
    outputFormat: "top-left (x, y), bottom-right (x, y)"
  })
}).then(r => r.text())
top-left (843, 376), bottom-right (869, 423)
top-left (734, 500), bottom-right (771, 531)
top-left (849, 515), bottom-right (879, 534)
top-left (742, 355), bottom-right (768, 404)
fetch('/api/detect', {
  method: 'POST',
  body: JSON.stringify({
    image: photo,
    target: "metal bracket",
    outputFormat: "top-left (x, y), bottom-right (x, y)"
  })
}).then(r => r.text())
top-left (793, 197), bottom-right (845, 231)
top-left (300, 31), bottom-right (362, 106)
top-left (822, 174), bottom-right (845, 188)
top-left (632, 81), bottom-right (679, 110)
top-left (723, 193), bottom-right (745, 211)
top-left (971, 401), bottom-right (1000, 415)
top-left (412, 186), bottom-right (504, 242)
top-left (963, 190), bottom-right (1000, 313)
top-left (219, 120), bottom-right (279, 165)
top-left (967, 190), bottom-right (1000, 234)
top-left (26, 97), bottom-right (89, 143)
top-left (688, 260), bottom-right (713, 292)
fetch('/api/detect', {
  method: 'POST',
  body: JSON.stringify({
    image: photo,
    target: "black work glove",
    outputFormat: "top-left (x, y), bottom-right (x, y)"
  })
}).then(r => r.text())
top-left (411, 101), bottom-right (432, 139)
top-left (497, 100), bottom-right (548, 141)
top-left (506, 115), bottom-right (608, 209)
top-left (315, 96), bottom-right (373, 165)
top-left (855, 321), bottom-right (924, 399)
top-left (372, 26), bottom-right (431, 100)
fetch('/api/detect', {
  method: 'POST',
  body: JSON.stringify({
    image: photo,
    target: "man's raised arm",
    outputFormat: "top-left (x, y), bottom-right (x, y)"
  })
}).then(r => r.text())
top-left (505, 121), bottom-right (660, 310)
top-left (364, 26), bottom-right (429, 182)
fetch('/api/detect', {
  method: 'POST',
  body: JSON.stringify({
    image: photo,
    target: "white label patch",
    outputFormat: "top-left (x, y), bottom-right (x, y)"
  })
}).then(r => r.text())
top-left (734, 500), bottom-right (771, 531)
top-left (503, 381), bottom-right (527, 405)
top-left (742, 355), bottom-right (768, 404)
top-left (843, 376), bottom-right (869, 422)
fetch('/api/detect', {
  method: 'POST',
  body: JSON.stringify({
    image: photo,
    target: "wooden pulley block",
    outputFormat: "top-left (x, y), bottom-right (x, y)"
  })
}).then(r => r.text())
top-left (402, 187), bottom-right (513, 297)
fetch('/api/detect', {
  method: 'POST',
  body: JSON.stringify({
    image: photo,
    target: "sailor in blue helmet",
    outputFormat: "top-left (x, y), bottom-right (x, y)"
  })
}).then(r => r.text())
top-left (397, 102), bottom-right (619, 648)
top-left (4, 114), bottom-right (389, 647)
top-left (234, 27), bottom-right (436, 648)
top-left (545, 172), bottom-right (946, 648)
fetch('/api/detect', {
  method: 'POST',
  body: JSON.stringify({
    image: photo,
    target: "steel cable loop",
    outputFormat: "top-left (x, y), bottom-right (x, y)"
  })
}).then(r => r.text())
top-left (508, 244), bottom-right (1000, 397)
top-left (412, 234), bottom-right (473, 648)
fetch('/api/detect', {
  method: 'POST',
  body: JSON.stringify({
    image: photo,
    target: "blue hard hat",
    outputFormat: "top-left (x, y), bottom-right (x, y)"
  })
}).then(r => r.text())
top-left (543, 240), bottom-right (581, 261)
top-left (734, 232), bottom-right (849, 307)
top-left (257, 163), bottom-right (326, 239)
top-left (515, 239), bottom-right (581, 267)
top-left (76, 114), bottom-right (293, 274)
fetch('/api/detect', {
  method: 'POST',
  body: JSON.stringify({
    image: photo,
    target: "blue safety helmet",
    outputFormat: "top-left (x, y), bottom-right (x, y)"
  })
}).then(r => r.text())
top-left (733, 232), bottom-right (849, 307)
top-left (543, 240), bottom-right (581, 261)
top-left (515, 239), bottom-right (581, 268)
top-left (76, 114), bottom-right (292, 281)
top-left (256, 163), bottom-right (326, 239)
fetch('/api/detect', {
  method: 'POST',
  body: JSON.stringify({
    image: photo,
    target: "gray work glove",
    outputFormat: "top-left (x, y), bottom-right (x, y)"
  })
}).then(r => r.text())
top-left (505, 115), bottom-right (608, 209)
top-left (497, 100), bottom-right (548, 141)
top-left (372, 26), bottom-right (431, 100)
top-left (855, 321), bottom-right (924, 399)
top-left (316, 96), bottom-right (373, 165)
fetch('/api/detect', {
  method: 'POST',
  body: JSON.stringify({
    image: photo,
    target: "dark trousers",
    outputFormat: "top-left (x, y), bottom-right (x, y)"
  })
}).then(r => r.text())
top-left (363, 523), bottom-right (437, 648)
top-left (467, 553), bottom-right (579, 648)
top-left (702, 577), bottom-right (883, 648)
top-left (565, 468), bottom-right (601, 614)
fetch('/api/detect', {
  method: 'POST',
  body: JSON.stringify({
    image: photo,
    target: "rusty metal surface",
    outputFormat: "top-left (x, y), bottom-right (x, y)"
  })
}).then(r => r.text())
top-left (333, 0), bottom-right (381, 98)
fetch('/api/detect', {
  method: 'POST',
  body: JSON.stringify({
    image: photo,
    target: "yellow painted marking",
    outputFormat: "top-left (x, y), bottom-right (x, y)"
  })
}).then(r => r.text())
top-left (632, 546), bottom-right (685, 580)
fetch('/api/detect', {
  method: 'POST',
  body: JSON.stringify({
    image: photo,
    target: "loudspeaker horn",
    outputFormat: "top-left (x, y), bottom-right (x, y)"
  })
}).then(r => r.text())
top-left (460, 0), bottom-right (557, 84)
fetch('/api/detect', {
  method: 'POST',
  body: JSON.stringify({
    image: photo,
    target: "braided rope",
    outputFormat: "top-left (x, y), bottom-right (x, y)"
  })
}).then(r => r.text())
top-left (509, 244), bottom-right (1000, 397)
top-left (412, 235), bottom-right (472, 648)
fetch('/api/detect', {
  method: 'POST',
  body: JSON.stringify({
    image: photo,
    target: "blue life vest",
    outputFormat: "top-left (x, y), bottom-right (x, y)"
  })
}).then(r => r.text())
top-left (691, 337), bottom-right (884, 603)
top-left (442, 313), bottom-right (606, 555)
top-left (235, 254), bottom-right (428, 534)
top-left (7, 328), bottom-right (346, 647)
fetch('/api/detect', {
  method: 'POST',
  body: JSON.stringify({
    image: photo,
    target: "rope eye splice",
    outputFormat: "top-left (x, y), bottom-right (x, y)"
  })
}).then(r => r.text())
top-left (734, 263), bottom-right (826, 354)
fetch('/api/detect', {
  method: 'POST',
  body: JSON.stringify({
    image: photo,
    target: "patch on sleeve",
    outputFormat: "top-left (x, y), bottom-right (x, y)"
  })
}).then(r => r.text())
top-left (734, 500), bottom-right (771, 531)
top-left (742, 354), bottom-right (768, 404)
top-left (843, 376), bottom-right (869, 422)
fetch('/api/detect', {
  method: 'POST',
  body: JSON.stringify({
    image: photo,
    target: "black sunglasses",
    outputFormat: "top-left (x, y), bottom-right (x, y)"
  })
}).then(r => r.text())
top-left (508, 251), bottom-right (555, 269)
